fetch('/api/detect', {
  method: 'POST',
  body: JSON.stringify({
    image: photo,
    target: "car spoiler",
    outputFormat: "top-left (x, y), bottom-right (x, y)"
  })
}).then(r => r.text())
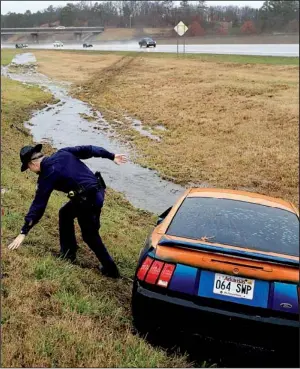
top-left (158, 237), bottom-right (299, 267)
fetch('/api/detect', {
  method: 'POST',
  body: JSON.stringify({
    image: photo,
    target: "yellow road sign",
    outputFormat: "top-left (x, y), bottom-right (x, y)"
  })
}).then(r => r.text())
top-left (174, 21), bottom-right (188, 36)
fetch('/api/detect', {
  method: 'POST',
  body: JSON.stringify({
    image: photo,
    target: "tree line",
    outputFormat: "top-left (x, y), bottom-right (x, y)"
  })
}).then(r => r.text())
top-left (1, 1), bottom-right (299, 35)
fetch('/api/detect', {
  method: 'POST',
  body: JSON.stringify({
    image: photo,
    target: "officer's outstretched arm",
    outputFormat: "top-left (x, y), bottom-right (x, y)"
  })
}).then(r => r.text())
top-left (61, 146), bottom-right (127, 165)
top-left (8, 172), bottom-right (56, 250)
top-left (61, 145), bottom-right (115, 160)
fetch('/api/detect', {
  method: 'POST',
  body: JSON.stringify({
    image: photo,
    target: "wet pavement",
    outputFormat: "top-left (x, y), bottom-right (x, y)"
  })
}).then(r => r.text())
top-left (1, 42), bottom-right (299, 56)
top-left (2, 53), bottom-right (186, 215)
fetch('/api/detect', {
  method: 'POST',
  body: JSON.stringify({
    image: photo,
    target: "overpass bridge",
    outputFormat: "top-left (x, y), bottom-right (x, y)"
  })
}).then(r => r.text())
top-left (1, 26), bottom-right (104, 42)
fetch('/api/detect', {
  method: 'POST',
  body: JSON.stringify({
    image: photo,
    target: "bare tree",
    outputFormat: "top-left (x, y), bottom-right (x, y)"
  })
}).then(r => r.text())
top-left (1, 0), bottom-right (297, 34)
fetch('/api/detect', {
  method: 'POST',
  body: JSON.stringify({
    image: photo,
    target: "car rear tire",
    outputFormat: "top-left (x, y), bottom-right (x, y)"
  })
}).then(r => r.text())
top-left (131, 281), bottom-right (156, 337)
top-left (132, 310), bottom-right (150, 337)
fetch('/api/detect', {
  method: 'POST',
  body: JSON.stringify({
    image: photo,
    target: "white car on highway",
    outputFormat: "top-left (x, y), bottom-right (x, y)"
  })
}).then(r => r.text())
top-left (53, 41), bottom-right (64, 47)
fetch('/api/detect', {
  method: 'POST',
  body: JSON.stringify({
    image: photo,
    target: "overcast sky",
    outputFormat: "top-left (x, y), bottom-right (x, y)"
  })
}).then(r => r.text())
top-left (1, 1), bottom-right (265, 15)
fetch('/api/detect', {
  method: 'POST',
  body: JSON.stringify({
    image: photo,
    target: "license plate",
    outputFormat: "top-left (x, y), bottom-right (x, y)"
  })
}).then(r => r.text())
top-left (213, 273), bottom-right (255, 300)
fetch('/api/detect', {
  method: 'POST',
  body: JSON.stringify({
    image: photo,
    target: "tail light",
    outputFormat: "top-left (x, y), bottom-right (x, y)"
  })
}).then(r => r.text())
top-left (157, 263), bottom-right (175, 288)
top-left (136, 256), bottom-right (176, 288)
top-left (137, 256), bottom-right (153, 281)
top-left (145, 260), bottom-right (164, 284)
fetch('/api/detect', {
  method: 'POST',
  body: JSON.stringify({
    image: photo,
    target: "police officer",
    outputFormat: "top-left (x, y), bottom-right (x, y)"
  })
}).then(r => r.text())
top-left (8, 144), bottom-right (127, 278)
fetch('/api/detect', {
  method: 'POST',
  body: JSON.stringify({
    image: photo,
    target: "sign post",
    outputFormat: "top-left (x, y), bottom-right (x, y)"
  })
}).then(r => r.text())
top-left (174, 21), bottom-right (188, 56)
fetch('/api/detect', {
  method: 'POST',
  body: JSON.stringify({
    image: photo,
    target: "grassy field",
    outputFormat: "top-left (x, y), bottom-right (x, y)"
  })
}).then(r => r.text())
top-left (34, 48), bottom-right (300, 65)
top-left (94, 28), bottom-right (138, 41)
top-left (36, 51), bottom-right (122, 83)
top-left (28, 49), bottom-right (299, 207)
top-left (1, 55), bottom-right (191, 367)
top-left (155, 33), bottom-right (299, 45)
top-left (2, 46), bottom-right (298, 367)
top-left (1, 49), bottom-right (19, 65)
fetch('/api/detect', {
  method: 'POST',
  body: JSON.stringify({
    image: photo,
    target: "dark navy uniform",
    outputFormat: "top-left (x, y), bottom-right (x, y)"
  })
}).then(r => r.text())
top-left (21, 145), bottom-right (117, 271)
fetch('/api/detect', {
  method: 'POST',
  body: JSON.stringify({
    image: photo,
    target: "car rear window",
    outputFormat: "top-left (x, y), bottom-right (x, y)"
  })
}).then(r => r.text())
top-left (166, 197), bottom-right (299, 257)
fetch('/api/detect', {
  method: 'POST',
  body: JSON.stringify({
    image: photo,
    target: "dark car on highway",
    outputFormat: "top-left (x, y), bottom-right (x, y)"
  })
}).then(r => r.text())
top-left (83, 43), bottom-right (93, 48)
top-left (15, 43), bottom-right (28, 48)
top-left (139, 37), bottom-right (156, 48)
top-left (132, 188), bottom-right (299, 357)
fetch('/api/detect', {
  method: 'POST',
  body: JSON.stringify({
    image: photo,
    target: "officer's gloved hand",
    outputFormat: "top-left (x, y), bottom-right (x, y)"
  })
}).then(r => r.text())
top-left (114, 154), bottom-right (127, 165)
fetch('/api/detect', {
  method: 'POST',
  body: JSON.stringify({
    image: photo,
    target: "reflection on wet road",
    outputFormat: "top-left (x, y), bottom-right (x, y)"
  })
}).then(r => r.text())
top-left (1, 42), bottom-right (299, 56)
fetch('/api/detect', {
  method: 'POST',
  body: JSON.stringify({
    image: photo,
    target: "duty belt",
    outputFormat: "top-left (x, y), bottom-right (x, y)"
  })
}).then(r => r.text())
top-left (67, 171), bottom-right (106, 201)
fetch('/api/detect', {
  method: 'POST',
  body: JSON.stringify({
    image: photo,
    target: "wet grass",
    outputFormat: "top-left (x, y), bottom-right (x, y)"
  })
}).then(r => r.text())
top-left (79, 112), bottom-right (98, 122)
top-left (31, 48), bottom-right (299, 65)
top-left (2, 45), bottom-right (299, 66)
top-left (1, 48), bottom-right (298, 367)
top-left (1, 49), bottom-right (19, 65)
top-left (1, 75), bottom-right (192, 366)
top-left (9, 48), bottom-right (298, 205)
top-left (70, 53), bottom-right (298, 206)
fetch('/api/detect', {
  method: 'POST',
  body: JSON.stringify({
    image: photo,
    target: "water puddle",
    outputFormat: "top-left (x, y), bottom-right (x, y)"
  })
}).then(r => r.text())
top-left (124, 116), bottom-right (161, 142)
top-left (105, 109), bottom-right (164, 142)
top-left (154, 125), bottom-right (167, 131)
top-left (11, 53), bottom-right (37, 65)
top-left (2, 53), bottom-right (186, 214)
top-left (1, 188), bottom-right (9, 195)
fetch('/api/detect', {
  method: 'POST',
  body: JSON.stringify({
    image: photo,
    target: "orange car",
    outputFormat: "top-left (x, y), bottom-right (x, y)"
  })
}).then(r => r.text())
top-left (132, 188), bottom-right (299, 355)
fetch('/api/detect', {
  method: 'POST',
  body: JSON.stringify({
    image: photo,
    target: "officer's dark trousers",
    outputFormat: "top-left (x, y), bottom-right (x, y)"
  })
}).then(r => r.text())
top-left (59, 189), bottom-right (115, 269)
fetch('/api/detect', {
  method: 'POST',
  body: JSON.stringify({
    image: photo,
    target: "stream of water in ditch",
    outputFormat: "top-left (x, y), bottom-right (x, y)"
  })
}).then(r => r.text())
top-left (2, 53), bottom-right (191, 214)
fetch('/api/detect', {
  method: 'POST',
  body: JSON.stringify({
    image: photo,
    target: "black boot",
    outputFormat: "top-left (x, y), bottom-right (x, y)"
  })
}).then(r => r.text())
top-left (99, 263), bottom-right (120, 279)
top-left (58, 251), bottom-right (77, 263)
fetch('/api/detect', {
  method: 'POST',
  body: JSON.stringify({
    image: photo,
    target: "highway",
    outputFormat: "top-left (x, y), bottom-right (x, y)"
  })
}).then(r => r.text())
top-left (1, 42), bottom-right (299, 57)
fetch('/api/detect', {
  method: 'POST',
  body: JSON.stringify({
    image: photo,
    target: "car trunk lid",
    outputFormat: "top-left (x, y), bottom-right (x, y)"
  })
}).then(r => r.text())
top-left (144, 238), bottom-right (299, 315)
top-left (155, 236), bottom-right (299, 282)
top-left (157, 236), bottom-right (299, 268)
